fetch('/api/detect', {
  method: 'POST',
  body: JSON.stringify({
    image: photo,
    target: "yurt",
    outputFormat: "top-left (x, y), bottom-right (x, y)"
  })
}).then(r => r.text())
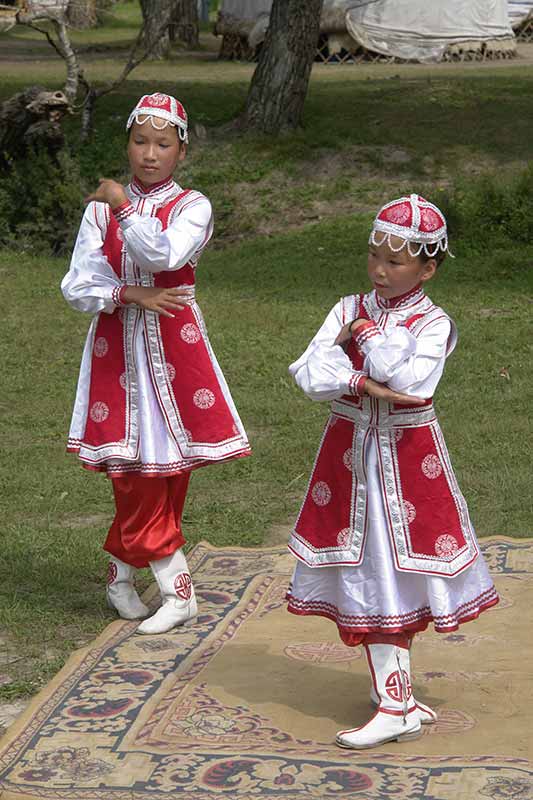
top-left (21, 0), bottom-right (68, 20)
top-left (0, 0), bottom-right (68, 30)
top-left (214, 0), bottom-right (374, 61)
top-left (0, 3), bottom-right (18, 31)
top-left (508, 0), bottom-right (533, 39)
top-left (215, 0), bottom-right (516, 62)
top-left (345, 0), bottom-right (516, 61)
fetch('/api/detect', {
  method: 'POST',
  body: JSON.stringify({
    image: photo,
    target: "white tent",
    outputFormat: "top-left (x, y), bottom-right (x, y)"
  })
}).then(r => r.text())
top-left (216, 0), bottom-right (375, 51)
top-left (28, 0), bottom-right (67, 16)
top-left (215, 0), bottom-right (271, 49)
top-left (508, 0), bottom-right (533, 28)
top-left (0, 0), bottom-right (68, 30)
top-left (345, 0), bottom-right (516, 62)
top-left (0, 3), bottom-right (18, 32)
top-left (216, 0), bottom-right (516, 62)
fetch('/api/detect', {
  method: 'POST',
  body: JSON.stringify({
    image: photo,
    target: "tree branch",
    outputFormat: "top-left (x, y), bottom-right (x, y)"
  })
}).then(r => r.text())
top-left (16, 3), bottom-right (181, 140)
top-left (23, 20), bottom-right (64, 59)
top-left (53, 19), bottom-right (83, 102)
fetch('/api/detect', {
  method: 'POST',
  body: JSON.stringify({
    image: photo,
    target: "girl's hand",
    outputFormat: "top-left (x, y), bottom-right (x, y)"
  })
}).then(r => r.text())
top-left (334, 319), bottom-right (368, 346)
top-left (122, 286), bottom-right (193, 318)
top-left (364, 377), bottom-right (425, 406)
top-left (85, 179), bottom-right (128, 209)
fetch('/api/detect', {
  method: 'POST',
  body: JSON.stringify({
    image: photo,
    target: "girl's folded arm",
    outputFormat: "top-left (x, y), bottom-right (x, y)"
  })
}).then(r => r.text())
top-left (367, 318), bottom-right (452, 397)
top-left (289, 301), bottom-right (366, 401)
top-left (116, 195), bottom-right (213, 273)
top-left (61, 202), bottom-right (122, 315)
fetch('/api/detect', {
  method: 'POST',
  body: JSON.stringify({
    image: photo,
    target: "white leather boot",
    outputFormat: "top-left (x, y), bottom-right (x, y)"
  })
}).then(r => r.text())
top-left (336, 643), bottom-right (422, 749)
top-left (370, 685), bottom-right (437, 725)
top-left (369, 635), bottom-right (438, 725)
top-left (106, 557), bottom-right (150, 620)
top-left (136, 548), bottom-right (197, 635)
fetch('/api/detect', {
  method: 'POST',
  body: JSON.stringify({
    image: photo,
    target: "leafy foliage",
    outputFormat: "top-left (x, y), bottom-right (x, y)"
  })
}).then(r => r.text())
top-left (0, 148), bottom-right (84, 255)
top-left (439, 165), bottom-right (533, 252)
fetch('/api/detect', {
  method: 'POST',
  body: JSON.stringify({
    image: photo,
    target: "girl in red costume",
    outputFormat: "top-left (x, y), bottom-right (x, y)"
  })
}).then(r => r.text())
top-left (286, 194), bottom-right (498, 748)
top-left (62, 93), bottom-right (250, 635)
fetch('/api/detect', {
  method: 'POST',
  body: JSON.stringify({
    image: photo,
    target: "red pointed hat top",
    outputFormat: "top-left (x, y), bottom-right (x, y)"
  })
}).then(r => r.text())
top-left (370, 194), bottom-right (452, 258)
top-left (126, 93), bottom-right (188, 143)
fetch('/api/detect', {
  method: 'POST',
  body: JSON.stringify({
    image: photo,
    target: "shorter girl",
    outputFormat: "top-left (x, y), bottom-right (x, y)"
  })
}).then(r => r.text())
top-left (62, 93), bottom-right (250, 635)
top-left (287, 194), bottom-right (498, 749)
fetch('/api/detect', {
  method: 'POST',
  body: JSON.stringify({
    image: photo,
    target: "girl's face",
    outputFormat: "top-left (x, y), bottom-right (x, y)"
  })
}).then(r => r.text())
top-left (367, 235), bottom-right (436, 300)
top-left (127, 117), bottom-right (186, 186)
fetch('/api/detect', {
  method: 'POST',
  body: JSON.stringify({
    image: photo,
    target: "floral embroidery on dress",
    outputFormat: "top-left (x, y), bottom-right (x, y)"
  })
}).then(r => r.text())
top-left (311, 481), bottom-right (332, 507)
top-left (421, 453), bottom-right (443, 479)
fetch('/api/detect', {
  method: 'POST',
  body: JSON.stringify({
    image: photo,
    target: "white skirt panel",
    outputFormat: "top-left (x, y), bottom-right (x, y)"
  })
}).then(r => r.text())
top-left (287, 435), bottom-right (498, 637)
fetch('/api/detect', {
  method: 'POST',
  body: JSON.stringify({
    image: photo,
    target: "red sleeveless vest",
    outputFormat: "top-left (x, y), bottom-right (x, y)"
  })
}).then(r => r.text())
top-left (74, 192), bottom-right (248, 468)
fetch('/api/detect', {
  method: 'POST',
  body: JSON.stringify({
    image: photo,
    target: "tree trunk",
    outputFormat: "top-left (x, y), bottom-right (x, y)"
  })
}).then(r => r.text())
top-left (140, 0), bottom-right (176, 59)
top-left (170, 0), bottom-right (199, 48)
top-left (66, 0), bottom-right (97, 28)
top-left (243, 0), bottom-right (324, 134)
top-left (0, 86), bottom-right (70, 170)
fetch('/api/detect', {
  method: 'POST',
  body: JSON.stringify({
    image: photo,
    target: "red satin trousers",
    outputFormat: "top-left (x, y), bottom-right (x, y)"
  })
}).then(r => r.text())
top-left (104, 473), bottom-right (190, 568)
top-left (341, 631), bottom-right (415, 649)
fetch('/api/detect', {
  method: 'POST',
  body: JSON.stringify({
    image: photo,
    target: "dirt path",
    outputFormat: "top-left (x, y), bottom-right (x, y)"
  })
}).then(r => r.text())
top-left (2, 30), bottom-right (533, 78)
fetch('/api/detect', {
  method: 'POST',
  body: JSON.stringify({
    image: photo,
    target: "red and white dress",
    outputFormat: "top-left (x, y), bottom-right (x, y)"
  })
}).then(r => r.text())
top-left (287, 286), bottom-right (498, 644)
top-left (62, 176), bottom-right (251, 478)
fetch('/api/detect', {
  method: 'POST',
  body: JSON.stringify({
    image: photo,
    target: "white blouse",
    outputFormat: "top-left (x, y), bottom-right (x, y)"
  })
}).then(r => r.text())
top-left (289, 294), bottom-right (453, 401)
top-left (61, 182), bottom-right (213, 314)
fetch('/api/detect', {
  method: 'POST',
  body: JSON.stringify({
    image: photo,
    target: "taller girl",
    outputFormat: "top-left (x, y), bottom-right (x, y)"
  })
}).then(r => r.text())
top-left (62, 93), bottom-right (250, 635)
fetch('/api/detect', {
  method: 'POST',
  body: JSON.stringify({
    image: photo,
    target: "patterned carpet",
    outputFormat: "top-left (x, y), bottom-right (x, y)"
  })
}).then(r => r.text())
top-left (0, 537), bottom-right (532, 800)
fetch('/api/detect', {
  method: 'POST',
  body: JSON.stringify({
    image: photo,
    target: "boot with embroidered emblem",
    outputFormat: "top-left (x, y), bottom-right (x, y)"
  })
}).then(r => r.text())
top-left (336, 642), bottom-right (422, 749)
top-left (136, 548), bottom-right (197, 635)
top-left (369, 635), bottom-right (437, 725)
top-left (106, 557), bottom-right (150, 620)
top-left (370, 684), bottom-right (437, 725)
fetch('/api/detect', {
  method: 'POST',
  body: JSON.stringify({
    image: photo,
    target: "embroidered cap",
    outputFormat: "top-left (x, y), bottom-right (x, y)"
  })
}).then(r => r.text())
top-left (126, 93), bottom-right (188, 143)
top-left (370, 194), bottom-right (453, 258)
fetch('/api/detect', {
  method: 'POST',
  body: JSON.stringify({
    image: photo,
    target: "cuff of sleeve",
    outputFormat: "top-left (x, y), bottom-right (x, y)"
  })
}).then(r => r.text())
top-left (348, 373), bottom-right (367, 397)
top-left (352, 320), bottom-right (383, 355)
top-left (112, 285), bottom-right (128, 307)
top-left (112, 201), bottom-right (138, 230)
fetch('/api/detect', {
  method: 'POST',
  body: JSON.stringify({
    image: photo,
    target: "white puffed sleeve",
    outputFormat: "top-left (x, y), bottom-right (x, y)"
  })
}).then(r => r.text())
top-left (115, 193), bottom-right (213, 273)
top-left (61, 202), bottom-right (122, 315)
top-left (289, 302), bottom-right (367, 401)
top-left (352, 317), bottom-right (452, 397)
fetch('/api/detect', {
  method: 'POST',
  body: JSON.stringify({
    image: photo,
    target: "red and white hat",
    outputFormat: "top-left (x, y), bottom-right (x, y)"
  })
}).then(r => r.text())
top-left (370, 194), bottom-right (452, 258)
top-left (126, 93), bottom-right (188, 143)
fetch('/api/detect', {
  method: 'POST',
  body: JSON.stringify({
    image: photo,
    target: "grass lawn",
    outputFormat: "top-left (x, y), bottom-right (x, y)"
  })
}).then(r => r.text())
top-left (1, 5), bottom-right (533, 700)
top-left (1, 218), bottom-right (532, 699)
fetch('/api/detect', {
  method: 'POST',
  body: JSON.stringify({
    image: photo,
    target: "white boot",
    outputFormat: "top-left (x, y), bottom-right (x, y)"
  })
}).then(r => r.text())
top-left (106, 558), bottom-right (150, 620)
top-left (369, 635), bottom-right (438, 725)
top-left (136, 549), bottom-right (197, 635)
top-left (336, 643), bottom-right (421, 749)
top-left (370, 685), bottom-right (437, 725)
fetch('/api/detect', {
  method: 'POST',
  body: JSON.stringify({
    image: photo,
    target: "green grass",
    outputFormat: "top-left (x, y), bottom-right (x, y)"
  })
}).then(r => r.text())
top-left (1, 7), bottom-right (533, 699)
top-left (4, 68), bottom-right (533, 249)
top-left (1, 216), bottom-right (532, 697)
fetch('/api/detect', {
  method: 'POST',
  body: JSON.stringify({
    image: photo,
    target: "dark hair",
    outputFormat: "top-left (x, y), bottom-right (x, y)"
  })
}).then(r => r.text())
top-left (417, 248), bottom-right (447, 269)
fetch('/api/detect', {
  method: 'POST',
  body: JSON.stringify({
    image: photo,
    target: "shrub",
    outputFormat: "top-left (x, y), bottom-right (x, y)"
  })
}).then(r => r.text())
top-left (438, 165), bottom-right (533, 252)
top-left (0, 147), bottom-right (85, 256)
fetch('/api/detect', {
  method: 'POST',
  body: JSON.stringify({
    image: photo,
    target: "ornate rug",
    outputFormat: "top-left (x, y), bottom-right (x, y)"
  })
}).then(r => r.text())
top-left (0, 537), bottom-right (532, 800)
